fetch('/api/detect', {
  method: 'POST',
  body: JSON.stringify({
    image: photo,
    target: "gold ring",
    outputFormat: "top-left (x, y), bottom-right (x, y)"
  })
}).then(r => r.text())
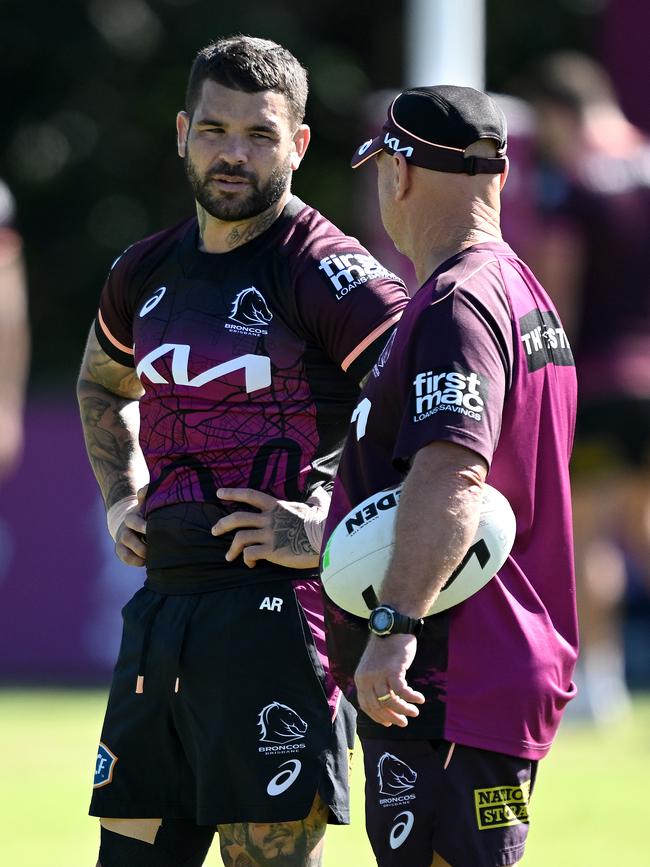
top-left (376, 692), bottom-right (392, 703)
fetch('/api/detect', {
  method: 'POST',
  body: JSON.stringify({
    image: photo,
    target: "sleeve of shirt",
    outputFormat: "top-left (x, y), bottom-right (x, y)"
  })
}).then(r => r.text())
top-left (393, 279), bottom-right (513, 470)
top-left (93, 246), bottom-right (138, 367)
top-left (293, 237), bottom-right (410, 382)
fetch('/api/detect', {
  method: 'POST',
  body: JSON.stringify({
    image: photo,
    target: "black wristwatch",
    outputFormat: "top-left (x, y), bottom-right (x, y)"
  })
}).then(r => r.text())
top-left (368, 605), bottom-right (423, 637)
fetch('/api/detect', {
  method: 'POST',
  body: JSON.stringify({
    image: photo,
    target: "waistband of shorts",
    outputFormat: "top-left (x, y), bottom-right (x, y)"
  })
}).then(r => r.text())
top-left (145, 564), bottom-right (318, 595)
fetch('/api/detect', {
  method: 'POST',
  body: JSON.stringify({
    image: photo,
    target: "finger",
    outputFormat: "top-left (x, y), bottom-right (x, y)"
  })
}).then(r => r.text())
top-left (224, 529), bottom-right (267, 562)
top-left (124, 512), bottom-right (147, 535)
top-left (118, 526), bottom-right (147, 560)
top-left (358, 692), bottom-right (408, 728)
top-left (211, 511), bottom-right (267, 537)
top-left (365, 692), bottom-right (413, 727)
top-left (136, 484), bottom-right (148, 505)
top-left (387, 680), bottom-right (426, 707)
top-left (217, 487), bottom-right (277, 511)
top-left (380, 692), bottom-right (422, 720)
top-left (115, 540), bottom-right (145, 568)
top-left (242, 543), bottom-right (271, 568)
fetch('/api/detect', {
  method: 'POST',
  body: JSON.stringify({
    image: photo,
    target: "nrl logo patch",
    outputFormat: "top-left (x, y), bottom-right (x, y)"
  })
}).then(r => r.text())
top-left (94, 742), bottom-right (118, 788)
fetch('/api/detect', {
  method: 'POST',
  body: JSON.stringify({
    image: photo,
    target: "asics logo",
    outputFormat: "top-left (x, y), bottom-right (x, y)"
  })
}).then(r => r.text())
top-left (389, 811), bottom-right (414, 849)
top-left (139, 286), bottom-right (166, 317)
top-left (267, 760), bottom-right (302, 796)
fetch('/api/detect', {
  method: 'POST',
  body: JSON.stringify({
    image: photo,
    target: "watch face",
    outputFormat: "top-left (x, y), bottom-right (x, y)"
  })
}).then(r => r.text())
top-left (371, 608), bottom-right (393, 633)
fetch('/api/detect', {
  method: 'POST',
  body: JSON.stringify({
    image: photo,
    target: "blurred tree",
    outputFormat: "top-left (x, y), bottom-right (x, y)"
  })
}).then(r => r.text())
top-left (0, 0), bottom-right (605, 385)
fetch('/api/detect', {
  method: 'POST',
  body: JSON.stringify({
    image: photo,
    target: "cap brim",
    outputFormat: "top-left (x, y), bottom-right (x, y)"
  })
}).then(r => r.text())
top-left (350, 134), bottom-right (384, 169)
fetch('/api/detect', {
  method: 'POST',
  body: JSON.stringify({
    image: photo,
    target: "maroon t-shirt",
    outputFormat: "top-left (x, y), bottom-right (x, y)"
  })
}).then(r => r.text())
top-left (544, 142), bottom-right (650, 399)
top-left (95, 197), bottom-right (409, 591)
top-left (323, 241), bottom-right (578, 760)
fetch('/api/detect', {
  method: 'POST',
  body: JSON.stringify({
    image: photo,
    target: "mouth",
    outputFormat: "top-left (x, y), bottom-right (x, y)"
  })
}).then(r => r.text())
top-left (210, 174), bottom-right (250, 187)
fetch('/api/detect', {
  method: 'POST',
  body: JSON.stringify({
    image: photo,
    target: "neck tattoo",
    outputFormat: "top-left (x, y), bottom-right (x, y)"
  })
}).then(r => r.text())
top-left (225, 208), bottom-right (278, 249)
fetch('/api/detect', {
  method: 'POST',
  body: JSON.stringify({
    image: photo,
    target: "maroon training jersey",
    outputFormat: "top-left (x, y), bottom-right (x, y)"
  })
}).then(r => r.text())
top-left (323, 241), bottom-right (578, 760)
top-left (95, 197), bottom-right (409, 591)
top-left (543, 143), bottom-right (650, 400)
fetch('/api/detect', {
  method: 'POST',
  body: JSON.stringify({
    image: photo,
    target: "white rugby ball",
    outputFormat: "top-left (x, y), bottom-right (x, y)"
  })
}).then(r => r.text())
top-left (321, 482), bottom-right (516, 618)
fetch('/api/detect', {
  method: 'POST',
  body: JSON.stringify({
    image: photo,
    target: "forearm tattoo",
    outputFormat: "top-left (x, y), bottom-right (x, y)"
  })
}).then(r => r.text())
top-left (77, 332), bottom-right (144, 508)
top-left (271, 504), bottom-right (318, 557)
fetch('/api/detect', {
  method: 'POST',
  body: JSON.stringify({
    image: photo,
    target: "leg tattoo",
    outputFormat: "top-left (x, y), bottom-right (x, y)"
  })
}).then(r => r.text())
top-left (218, 795), bottom-right (328, 866)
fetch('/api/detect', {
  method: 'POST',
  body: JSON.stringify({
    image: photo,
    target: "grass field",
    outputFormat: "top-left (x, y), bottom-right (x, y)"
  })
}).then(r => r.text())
top-left (1, 689), bottom-right (648, 866)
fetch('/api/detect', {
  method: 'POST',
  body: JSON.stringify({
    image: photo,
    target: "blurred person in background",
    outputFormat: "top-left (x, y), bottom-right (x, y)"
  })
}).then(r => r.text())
top-left (0, 178), bottom-right (29, 483)
top-left (527, 51), bottom-right (650, 722)
top-left (77, 35), bottom-right (408, 867)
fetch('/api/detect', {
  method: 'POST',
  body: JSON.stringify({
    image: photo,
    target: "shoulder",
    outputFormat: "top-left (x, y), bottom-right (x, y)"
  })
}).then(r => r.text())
top-left (279, 200), bottom-right (404, 293)
top-left (107, 216), bottom-right (195, 284)
top-left (431, 245), bottom-right (509, 310)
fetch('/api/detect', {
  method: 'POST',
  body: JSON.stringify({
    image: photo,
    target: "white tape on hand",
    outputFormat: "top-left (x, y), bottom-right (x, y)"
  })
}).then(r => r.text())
top-left (106, 495), bottom-right (139, 542)
top-left (303, 486), bottom-right (331, 554)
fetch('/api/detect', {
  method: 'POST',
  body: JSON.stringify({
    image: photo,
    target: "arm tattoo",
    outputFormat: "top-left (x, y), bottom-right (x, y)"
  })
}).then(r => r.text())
top-left (77, 329), bottom-right (145, 508)
top-left (271, 505), bottom-right (318, 557)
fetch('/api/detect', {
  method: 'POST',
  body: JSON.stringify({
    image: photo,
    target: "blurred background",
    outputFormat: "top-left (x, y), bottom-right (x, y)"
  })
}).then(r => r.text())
top-left (1, 0), bottom-right (649, 864)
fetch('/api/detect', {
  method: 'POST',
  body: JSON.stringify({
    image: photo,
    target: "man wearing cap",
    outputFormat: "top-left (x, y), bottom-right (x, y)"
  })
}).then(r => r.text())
top-left (320, 86), bottom-right (578, 866)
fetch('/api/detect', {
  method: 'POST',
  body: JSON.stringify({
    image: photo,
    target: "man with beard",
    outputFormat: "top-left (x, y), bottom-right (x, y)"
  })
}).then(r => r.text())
top-left (77, 36), bottom-right (408, 867)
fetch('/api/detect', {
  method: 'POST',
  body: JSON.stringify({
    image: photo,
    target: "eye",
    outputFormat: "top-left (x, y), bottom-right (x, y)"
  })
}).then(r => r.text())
top-left (251, 132), bottom-right (273, 140)
top-left (197, 125), bottom-right (224, 135)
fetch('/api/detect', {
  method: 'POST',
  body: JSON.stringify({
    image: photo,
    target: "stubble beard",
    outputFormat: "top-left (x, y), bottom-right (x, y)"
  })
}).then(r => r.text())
top-left (185, 154), bottom-right (291, 223)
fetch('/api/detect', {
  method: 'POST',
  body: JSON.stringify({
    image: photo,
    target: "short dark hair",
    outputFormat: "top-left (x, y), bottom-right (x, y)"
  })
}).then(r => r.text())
top-left (185, 35), bottom-right (308, 127)
top-left (527, 51), bottom-right (617, 116)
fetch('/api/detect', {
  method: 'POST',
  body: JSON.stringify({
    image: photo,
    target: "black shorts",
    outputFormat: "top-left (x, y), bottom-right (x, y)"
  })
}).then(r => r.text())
top-left (361, 738), bottom-right (537, 867)
top-left (571, 397), bottom-right (650, 473)
top-left (90, 579), bottom-right (354, 826)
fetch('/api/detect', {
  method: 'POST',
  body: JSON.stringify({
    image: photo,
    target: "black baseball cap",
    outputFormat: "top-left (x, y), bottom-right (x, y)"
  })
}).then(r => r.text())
top-left (351, 85), bottom-right (507, 175)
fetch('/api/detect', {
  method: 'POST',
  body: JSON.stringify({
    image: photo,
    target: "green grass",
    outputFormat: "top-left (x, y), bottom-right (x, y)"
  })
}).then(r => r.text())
top-left (1, 689), bottom-right (648, 865)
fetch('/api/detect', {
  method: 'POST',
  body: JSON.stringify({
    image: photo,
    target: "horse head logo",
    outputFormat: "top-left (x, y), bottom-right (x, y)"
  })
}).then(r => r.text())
top-left (258, 701), bottom-right (308, 744)
top-left (229, 287), bottom-right (273, 326)
top-left (377, 752), bottom-right (417, 795)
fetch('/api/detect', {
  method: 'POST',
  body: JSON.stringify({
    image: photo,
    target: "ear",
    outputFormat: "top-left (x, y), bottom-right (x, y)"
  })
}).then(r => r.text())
top-left (290, 124), bottom-right (311, 171)
top-left (499, 155), bottom-right (510, 191)
top-left (176, 111), bottom-right (190, 158)
top-left (394, 152), bottom-right (411, 200)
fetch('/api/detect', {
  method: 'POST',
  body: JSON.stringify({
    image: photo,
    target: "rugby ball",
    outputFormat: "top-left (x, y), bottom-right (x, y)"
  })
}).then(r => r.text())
top-left (321, 483), bottom-right (516, 618)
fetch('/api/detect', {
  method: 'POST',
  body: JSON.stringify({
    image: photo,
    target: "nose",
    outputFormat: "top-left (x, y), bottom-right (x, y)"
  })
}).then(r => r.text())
top-left (218, 134), bottom-right (249, 166)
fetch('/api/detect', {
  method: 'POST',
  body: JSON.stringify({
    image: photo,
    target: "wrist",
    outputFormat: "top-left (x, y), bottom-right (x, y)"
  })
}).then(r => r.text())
top-left (303, 486), bottom-right (331, 553)
top-left (106, 495), bottom-right (139, 542)
top-left (368, 604), bottom-right (424, 637)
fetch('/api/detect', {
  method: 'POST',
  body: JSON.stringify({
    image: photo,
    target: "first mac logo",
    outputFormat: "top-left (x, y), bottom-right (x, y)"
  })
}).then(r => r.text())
top-left (94, 742), bottom-right (118, 788)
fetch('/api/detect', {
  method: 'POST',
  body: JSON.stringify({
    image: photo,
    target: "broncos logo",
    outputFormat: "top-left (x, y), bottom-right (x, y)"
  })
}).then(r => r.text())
top-left (258, 701), bottom-right (308, 744)
top-left (229, 287), bottom-right (273, 326)
top-left (377, 752), bottom-right (417, 795)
